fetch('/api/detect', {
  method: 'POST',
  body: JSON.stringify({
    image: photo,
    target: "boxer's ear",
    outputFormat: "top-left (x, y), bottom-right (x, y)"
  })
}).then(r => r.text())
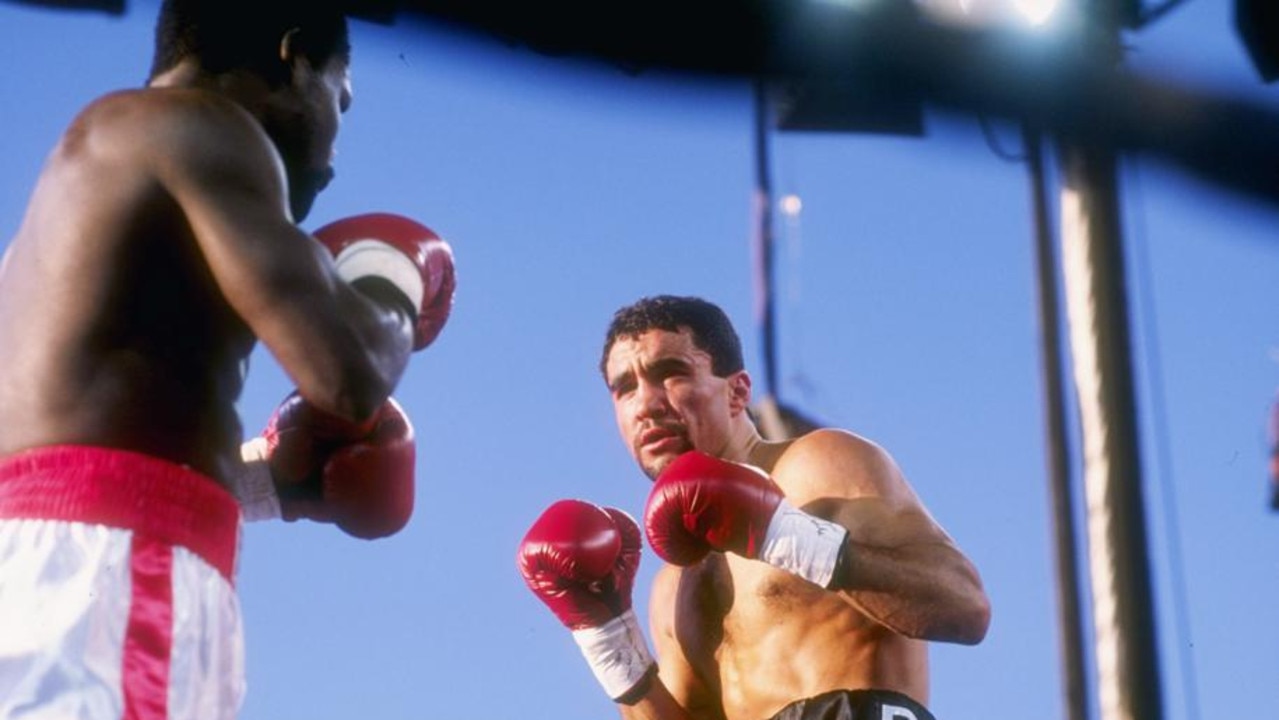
top-left (278, 27), bottom-right (302, 64)
top-left (727, 370), bottom-right (752, 416)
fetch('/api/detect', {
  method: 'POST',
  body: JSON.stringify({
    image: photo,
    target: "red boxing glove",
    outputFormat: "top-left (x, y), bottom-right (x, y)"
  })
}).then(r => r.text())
top-left (255, 391), bottom-right (416, 539)
top-left (644, 451), bottom-right (783, 564)
top-left (645, 451), bottom-right (847, 587)
top-left (518, 500), bottom-right (654, 701)
top-left (258, 391), bottom-right (380, 484)
top-left (313, 212), bottom-right (456, 350)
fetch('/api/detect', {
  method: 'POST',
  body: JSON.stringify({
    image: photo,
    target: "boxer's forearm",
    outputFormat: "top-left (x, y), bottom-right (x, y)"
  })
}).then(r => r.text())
top-left (832, 538), bottom-right (990, 645)
top-left (801, 497), bottom-right (991, 644)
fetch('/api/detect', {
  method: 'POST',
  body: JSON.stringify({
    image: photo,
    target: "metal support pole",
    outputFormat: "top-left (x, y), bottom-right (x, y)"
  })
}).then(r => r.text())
top-left (1054, 1), bottom-right (1164, 714)
top-left (752, 78), bottom-right (779, 400)
top-left (1025, 125), bottom-right (1090, 720)
top-left (1058, 136), bottom-right (1164, 720)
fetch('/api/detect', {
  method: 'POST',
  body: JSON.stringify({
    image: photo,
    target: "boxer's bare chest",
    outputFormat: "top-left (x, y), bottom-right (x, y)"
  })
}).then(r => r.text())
top-left (0, 164), bottom-right (252, 482)
top-left (674, 554), bottom-right (854, 681)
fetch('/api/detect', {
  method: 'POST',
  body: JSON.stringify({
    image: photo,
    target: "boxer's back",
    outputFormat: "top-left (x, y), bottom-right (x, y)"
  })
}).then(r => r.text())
top-left (0, 89), bottom-right (251, 484)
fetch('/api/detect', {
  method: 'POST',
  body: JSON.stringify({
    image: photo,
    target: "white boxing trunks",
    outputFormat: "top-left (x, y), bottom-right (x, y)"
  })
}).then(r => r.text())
top-left (0, 445), bottom-right (244, 719)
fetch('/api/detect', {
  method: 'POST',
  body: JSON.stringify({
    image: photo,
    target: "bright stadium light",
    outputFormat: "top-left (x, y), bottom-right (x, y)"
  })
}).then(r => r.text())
top-left (915, 0), bottom-right (1065, 29)
top-left (811, 0), bottom-right (887, 9)
top-left (1013, 0), bottom-right (1061, 26)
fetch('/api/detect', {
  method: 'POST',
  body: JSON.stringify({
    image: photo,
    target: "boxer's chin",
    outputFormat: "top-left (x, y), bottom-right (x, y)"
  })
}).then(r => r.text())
top-left (639, 450), bottom-right (678, 482)
top-left (288, 168), bottom-right (333, 223)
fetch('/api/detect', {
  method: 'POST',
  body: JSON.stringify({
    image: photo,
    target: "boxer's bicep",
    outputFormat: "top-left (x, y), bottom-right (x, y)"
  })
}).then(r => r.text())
top-left (149, 99), bottom-right (326, 319)
top-left (145, 98), bottom-right (404, 408)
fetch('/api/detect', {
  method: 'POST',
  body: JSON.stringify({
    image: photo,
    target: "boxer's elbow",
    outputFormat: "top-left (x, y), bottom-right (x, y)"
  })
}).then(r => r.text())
top-left (947, 590), bottom-right (991, 645)
top-left (899, 592), bottom-right (989, 646)
top-left (938, 566), bottom-right (991, 645)
top-left (901, 557), bottom-right (990, 645)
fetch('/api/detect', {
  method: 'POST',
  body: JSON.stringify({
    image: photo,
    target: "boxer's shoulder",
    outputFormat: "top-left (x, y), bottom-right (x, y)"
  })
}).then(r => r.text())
top-left (45, 88), bottom-right (271, 200)
top-left (770, 429), bottom-right (901, 501)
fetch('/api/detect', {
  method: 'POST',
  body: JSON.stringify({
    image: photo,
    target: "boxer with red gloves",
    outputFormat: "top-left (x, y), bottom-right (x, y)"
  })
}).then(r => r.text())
top-left (236, 391), bottom-right (416, 539)
top-left (578, 295), bottom-right (991, 720)
top-left (0, 4), bottom-right (442, 715)
top-left (517, 500), bottom-right (655, 703)
top-left (313, 212), bottom-right (456, 351)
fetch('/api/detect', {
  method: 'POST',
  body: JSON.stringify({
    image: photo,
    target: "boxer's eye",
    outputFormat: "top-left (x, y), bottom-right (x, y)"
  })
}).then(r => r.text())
top-left (610, 377), bottom-right (636, 398)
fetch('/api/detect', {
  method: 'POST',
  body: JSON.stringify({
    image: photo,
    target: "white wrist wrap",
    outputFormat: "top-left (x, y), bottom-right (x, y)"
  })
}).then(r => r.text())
top-left (234, 437), bottom-right (282, 523)
top-left (332, 240), bottom-right (426, 311)
top-left (570, 610), bottom-right (655, 701)
top-left (759, 498), bottom-right (848, 588)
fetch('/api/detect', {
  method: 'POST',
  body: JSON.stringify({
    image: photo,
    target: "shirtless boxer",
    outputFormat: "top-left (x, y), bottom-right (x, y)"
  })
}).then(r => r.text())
top-left (0, 1), bottom-right (453, 717)
top-left (520, 295), bottom-right (989, 719)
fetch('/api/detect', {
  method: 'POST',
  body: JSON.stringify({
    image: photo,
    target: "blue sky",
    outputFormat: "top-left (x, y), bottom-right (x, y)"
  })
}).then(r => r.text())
top-left (1, 1), bottom-right (1277, 718)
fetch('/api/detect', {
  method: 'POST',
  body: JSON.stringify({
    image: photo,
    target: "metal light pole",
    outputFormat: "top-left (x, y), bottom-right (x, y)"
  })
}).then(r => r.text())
top-left (752, 78), bottom-right (780, 403)
top-left (1025, 124), bottom-right (1090, 720)
top-left (1056, 1), bottom-right (1164, 717)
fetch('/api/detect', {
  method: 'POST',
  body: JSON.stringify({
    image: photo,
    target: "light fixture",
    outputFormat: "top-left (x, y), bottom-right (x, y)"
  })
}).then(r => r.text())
top-left (915, 0), bottom-right (1065, 29)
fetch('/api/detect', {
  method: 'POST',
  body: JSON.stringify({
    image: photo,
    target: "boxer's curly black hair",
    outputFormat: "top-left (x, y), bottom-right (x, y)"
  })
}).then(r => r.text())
top-left (600, 295), bottom-right (745, 379)
top-left (148, 0), bottom-right (349, 86)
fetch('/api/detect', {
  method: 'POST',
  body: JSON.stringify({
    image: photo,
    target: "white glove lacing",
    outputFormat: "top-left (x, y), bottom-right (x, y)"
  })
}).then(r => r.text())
top-left (570, 610), bottom-right (655, 701)
top-left (233, 437), bottom-right (282, 523)
top-left (758, 498), bottom-right (848, 588)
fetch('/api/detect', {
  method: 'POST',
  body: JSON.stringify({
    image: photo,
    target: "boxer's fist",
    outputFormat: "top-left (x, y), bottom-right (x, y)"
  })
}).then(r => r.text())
top-left (517, 500), bottom-right (639, 629)
top-left (645, 451), bottom-right (848, 587)
top-left (313, 212), bottom-right (456, 350)
top-left (258, 391), bottom-right (380, 486)
top-left (644, 451), bottom-right (783, 565)
top-left (257, 392), bottom-right (416, 539)
top-left (518, 500), bottom-right (654, 701)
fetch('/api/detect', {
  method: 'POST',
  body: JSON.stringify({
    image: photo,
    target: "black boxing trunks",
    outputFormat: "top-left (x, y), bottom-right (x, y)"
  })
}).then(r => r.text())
top-left (769, 688), bottom-right (937, 720)
top-left (0, 445), bottom-right (244, 719)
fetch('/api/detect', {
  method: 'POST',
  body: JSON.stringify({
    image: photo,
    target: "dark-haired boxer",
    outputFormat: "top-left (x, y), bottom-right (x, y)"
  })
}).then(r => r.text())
top-left (519, 295), bottom-right (988, 720)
